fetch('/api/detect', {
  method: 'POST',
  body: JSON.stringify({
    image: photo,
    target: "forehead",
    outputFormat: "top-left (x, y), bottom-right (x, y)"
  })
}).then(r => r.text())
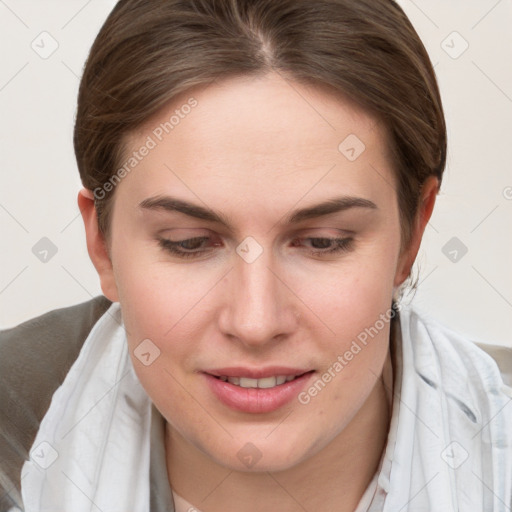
top-left (117, 73), bottom-right (397, 216)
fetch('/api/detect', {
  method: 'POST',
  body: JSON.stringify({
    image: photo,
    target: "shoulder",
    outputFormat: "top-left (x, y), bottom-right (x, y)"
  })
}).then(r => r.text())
top-left (0, 296), bottom-right (112, 511)
top-left (472, 342), bottom-right (512, 389)
top-left (398, 304), bottom-right (512, 391)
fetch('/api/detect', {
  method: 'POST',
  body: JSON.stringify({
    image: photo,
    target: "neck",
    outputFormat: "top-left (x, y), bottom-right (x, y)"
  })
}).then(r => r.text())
top-left (166, 348), bottom-right (393, 512)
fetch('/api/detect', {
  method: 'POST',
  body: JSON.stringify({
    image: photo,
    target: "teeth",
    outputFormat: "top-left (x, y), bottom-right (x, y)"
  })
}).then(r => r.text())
top-left (239, 377), bottom-right (259, 388)
top-left (256, 376), bottom-right (277, 389)
top-left (221, 375), bottom-right (298, 388)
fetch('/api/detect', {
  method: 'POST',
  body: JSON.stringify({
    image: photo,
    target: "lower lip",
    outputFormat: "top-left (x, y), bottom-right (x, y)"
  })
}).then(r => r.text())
top-left (203, 372), bottom-right (315, 414)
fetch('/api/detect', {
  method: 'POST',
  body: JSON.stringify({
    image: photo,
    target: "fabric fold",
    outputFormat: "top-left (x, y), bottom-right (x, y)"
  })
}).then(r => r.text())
top-left (20, 303), bottom-right (152, 512)
top-left (381, 308), bottom-right (512, 512)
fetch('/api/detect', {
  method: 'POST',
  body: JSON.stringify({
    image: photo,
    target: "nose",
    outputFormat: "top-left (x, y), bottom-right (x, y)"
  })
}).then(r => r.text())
top-left (218, 246), bottom-right (299, 349)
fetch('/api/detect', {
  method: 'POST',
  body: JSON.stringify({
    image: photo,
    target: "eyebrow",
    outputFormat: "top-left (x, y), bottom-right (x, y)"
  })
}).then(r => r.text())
top-left (138, 195), bottom-right (377, 227)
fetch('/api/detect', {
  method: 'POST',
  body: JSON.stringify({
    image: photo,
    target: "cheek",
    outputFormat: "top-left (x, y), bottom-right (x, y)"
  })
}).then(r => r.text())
top-left (112, 250), bottom-right (227, 411)
top-left (293, 236), bottom-right (399, 400)
top-left (114, 258), bottom-right (206, 421)
top-left (297, 236), bottom-right (399, 329)
top-left (112, 239), bottom-right (208, 337)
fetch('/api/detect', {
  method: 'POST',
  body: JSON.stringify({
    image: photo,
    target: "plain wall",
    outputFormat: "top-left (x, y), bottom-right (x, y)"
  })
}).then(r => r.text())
top-left (0, 0), bottom-right (511, 346)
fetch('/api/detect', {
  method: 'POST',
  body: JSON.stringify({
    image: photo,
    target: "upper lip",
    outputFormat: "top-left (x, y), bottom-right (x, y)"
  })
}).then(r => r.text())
top-left (204, 367), bottom-right (313, 379)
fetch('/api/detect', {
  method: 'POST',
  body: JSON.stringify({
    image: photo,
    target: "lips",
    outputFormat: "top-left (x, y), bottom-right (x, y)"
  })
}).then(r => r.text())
top-left (203, 367), bottom-right (315, 413)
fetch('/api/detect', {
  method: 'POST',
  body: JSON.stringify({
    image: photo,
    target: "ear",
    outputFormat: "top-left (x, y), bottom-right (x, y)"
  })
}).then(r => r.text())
top-left (394, 176), bottom-right (439, 287)
top-left (78, 189), bottom-right (119, 302)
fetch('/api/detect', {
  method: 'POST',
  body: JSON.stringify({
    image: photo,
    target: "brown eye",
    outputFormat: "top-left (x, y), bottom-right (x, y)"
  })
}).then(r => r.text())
top-left (157, 236), bottom-right (216, 259)
top-left (292, 237), bottom-right (354, 256)
top-left (309, 238), bottom-right (334, 250)
top-left (179, 237), bottom-right (207, 250)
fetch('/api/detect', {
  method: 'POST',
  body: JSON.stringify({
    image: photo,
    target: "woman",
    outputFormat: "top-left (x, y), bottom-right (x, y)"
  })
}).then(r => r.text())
top-left (1, 0), bottom-right (511, 511)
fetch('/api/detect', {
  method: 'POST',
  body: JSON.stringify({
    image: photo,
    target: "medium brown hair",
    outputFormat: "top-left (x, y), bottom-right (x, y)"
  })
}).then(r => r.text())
top-left (74, 0), bottom-right (446, 251)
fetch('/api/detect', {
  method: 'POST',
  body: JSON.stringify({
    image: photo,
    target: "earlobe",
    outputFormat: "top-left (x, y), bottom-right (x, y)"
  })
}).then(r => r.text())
top-left (394, 176), bottom-right (439, 288)
top-left (78, 189), bottom-right (119, 302)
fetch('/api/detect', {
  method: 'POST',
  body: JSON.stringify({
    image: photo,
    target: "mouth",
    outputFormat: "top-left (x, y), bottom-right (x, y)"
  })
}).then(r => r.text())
top-left (210, 372), bottom-right (311, 389)
top-left (203, 368), bottom-right (315, 413)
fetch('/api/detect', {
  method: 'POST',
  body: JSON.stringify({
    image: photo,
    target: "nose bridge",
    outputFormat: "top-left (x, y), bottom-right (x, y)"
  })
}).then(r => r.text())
top-left (220, 242), bottom-right (295, 346)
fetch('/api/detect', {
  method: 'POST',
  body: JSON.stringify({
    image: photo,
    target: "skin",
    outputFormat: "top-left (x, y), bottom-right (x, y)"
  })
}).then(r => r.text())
top-left (79, 72), bottom-right (438, 512)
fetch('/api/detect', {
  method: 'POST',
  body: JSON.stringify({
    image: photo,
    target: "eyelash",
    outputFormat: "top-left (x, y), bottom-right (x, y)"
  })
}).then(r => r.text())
top-left (157, 236), bottom-right (354, 259)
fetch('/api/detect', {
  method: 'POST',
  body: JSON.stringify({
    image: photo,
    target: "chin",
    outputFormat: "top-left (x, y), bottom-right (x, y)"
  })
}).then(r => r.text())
top-left (205, 433), bottom-right (318, 474)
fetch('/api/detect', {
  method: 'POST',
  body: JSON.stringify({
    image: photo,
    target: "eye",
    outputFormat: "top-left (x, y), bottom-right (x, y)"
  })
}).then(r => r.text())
top-left (157, 235), bottom-right (354, 260)
top-left (292, 236), bottom-right (354, 256)
top-left (157, 236), bottom-right (220, 259)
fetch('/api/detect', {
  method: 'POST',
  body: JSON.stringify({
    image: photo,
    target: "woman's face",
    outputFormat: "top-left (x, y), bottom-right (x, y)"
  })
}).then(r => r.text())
top-left (101, 73), bottom-right (412, 471)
